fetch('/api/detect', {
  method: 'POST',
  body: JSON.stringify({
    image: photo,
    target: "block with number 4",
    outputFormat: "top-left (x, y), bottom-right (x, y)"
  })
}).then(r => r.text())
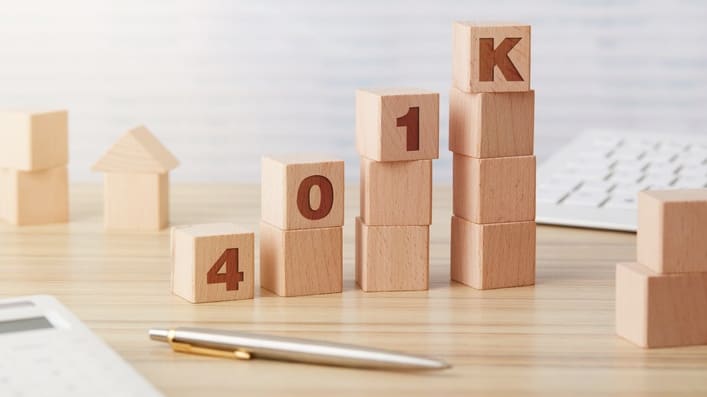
top-left (171, 223), bottom-right (254, 303)
top-left (356, 88), bottom-right (439, 162)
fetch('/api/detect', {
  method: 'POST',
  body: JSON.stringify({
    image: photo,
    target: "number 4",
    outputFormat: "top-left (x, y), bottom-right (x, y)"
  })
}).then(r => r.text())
top-left (396, 106), bottom-right (420, 152)
top-left (207, 248), bottom-right (243, 291)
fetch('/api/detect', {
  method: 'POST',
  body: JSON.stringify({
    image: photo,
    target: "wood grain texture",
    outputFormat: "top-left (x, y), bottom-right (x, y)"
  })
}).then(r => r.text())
top-left (452, 154), bottom-right (536, 223)
top-left (103, 172), bottom-right (169, 231)
top-left (360, 157), bottom-right (432, 226)
top-left (172, 223), bottom-right (254, 303)
top-left (616, 262), bottom-right (707, 348)
top-left (450, 216), bottom-right (535, 290)
top-left (92, 125), bottom-right (179, 173)
top-left (0, 110), bottom-right (68, 171)
top-left (260, 221), bottom-right (342, 297)
top-left (452, 22), bottom-right (531, 93)
top-left (0, 166), bottom-right (69, 225)
top-left (356, 88), bottom-right (439, 161)
top-left (637, 189), bottom-right (707, 273)
top-left (355, 217), bottom-right (429, 292)
top-left (1, 184), bottom-right (707, 397)
top-left (261, 155), bottom-right (344, 230)
top-left (449, 88), bottom-right (534, 158)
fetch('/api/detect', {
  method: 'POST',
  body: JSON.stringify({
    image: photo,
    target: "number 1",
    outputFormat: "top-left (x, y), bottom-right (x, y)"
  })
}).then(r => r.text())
top-left (207, 248), bottom-right (243, 291)
top-left (396, 106), bottom-right (420, 151)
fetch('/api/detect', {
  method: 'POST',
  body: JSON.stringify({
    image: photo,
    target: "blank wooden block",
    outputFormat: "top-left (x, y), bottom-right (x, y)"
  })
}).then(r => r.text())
top-left (171, 223), bottom-right (254, 303)
top-left (0, 166), bottom-right (69, 226)
top-left (616, 262), bottom-right (707, 348)
top-left (449, 87), bottom-right (534, 158)
top-left (452, 22), bottom-right (531, 93)
top-left (92, 125), bottom-right (179, 174)
top-left (103, 173), bottom-right (169, 231)
top-left (260, 221), bottom-right (342, 297)
top-left (453, 154), bottom-right (535, 223)
top-left (261, 155), bottom-right (344, 230)
top-left (637, 189), bottom-right (707, 273)
top-left (0, 110), bottom-right (68, 171)
top-left (360, 157), bottom-right (432, 226)
top-left (355, 88), bottom-right (439, 162)
top-left (451, 216), bottom-right (535, 290)
top-left (355, 217), bottom-right (429, 292)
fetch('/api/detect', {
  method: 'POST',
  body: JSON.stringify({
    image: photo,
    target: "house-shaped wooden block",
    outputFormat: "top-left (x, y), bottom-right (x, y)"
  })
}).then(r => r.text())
top-left (92, 125), bottom-right (179, 231)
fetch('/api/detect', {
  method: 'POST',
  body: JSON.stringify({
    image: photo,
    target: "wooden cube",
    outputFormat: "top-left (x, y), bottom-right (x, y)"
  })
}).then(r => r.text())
top-left (360, 157), bottom-right (432, 226)
top-left (355, 88), bottom-right (439, 162)
top-left (355, 217), bottom-right (429, 292)
top-left (103, 173), bottom-right (169, 231)
top-left (637, 189), bottom-right (707, 273)
top-left (261, 155), bottom-right (344, 230)
top-left (260, 221), bottom-right (342, 297)
top-left (171, 223), bottom-right (254, 303)
top-left (452, 22), bottom-right (531, 93)
top-left (449, 88), bottom-right (534, 158)
top-left (0, 166), bottom-right (69, 226)
top-left (0, 110), bottom-right (68, 171)
top-left (451, 216), bottom-right (535, 290)
top-left (453, 154), bottom-right (535, 223)
top-left (616, 262), bottom-right (707, 348)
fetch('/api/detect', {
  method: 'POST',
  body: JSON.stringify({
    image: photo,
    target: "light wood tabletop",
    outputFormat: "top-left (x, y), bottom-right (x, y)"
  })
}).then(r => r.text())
top-left (1, 184), bottom-right (706, 396)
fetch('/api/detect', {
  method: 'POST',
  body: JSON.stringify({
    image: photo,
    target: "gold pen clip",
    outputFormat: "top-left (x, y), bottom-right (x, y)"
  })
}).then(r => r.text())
top-left (167, 329), bottom-right (251, 360)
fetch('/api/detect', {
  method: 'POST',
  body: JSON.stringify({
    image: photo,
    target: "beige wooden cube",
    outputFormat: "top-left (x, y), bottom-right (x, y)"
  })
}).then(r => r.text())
top-left (171, 223), bottom-right (255, 303)
top-left (103, 173), bottom-right (169, 231)
top-left (0, 166), bottom-right (69, 226)
top-left (356, 88), bottom-right (439, 162)
top-left (0, 110), bottom-right (68, 171)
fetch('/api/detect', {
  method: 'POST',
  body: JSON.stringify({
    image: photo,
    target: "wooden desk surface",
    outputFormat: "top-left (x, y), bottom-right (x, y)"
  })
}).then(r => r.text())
top-left (1, 184), bottom-right (706, 396)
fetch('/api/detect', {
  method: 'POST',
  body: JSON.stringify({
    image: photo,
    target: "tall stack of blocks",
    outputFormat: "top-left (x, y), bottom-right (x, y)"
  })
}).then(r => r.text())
top-left (449, 22), bottom-right (536, 290)
top-left (260, 155), bottom-right (344, 297)
top-left (355, 88), bottom-right (440, 292)
top-left (0, 110), bottom-right (69, 225)
top-left (616, 189), bottom-right (707, 348)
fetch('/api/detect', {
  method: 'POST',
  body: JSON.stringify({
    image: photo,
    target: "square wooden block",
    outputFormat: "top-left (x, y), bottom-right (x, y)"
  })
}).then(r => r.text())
top-left (356, 88), bottom-right (439, 162)
top-left (355, 217), bottom-right (429, 292)
top-left (0, 110), bottom-right (68, 171)
top-left (616, 262), bottom-right (707, 348)
top-left (453, 154), bottom-right (535, 223)
top-left (260, 221), bottom-right (342, 297)
top-left (103, 173), bottom-right (169, 231)
top-left (451, 216), bottom-right (535, 290)
top-left (261, 155), bottom-right (344, 230)
top-left (449, 88), bottom-right (534, 158)
top-left (360, 157), bottom-right (432, 226)
top-left (171, 223), bottom-right (255, 303)
top-left (637, 189), bottom-right (707, 273)
top-left (0, 166), bottom-right (69, 226)
top-left (452, 22), bottom-right (531, 93)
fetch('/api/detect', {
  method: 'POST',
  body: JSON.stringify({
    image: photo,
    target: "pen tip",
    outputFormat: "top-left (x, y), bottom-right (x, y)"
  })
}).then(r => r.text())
top-left (149, 328), bottom-right (170, 342)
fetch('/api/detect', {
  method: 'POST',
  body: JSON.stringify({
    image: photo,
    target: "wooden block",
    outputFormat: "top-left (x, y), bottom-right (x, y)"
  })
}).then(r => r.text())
top-left (261, 155), bottom-right (344, 230)
top-left (360, 157), bottom-right (432, 226)
top-left (355, 217), bottom-right (429, 292)
top-left (451, 216), bottom-right (535, 290)
top-left (92, 125), bottom-right (179, 173)
top-left (449, 87), bottom-right (534, 158)
top-left (355, 88), bottom-right (439, 162)
top-left (260, 221), bottom-right (342, 297)
top-left (616, 262), bottom-right (707, 348)
top-left (103, 173), bottom-right (169, 231)
top-left (637, 189), bottom-right (707, 273)
top-left (452, 154), bottom-right (535, 223)
top-left (0, 166), bottom-right (69, 226)
top-left (0, 110), bottom-right (68, 171)
top-left (171, 223), bottom-right (255, 303)
top-left (452, 22), bottom-right (531, 93)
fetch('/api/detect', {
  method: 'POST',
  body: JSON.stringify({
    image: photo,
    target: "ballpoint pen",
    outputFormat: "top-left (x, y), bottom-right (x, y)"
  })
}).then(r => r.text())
top-left (149, 327), bottom-right (451, 371)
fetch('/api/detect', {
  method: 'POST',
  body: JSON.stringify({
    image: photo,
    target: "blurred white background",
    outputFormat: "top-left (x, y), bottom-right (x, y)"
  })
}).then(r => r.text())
top-left (1, 0), bottom-right (706, 182)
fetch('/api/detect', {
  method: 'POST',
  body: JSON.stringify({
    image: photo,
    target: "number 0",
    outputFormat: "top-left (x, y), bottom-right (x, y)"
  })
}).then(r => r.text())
top-left (206, 248), bottom-right (243, 291)
top-left (396, 106), bottom-right (420, 151)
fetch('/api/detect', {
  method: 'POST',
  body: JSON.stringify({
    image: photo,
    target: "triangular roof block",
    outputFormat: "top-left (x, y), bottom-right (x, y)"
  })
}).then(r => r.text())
top-left (92, 125), bottom-right (179, 173)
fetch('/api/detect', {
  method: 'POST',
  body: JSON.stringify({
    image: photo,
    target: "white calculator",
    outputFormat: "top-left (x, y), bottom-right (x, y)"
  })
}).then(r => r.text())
top-left (0, 295), bottom-right (163, 397)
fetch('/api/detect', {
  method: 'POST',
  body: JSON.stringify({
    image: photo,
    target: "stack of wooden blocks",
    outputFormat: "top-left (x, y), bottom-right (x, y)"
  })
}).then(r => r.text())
top-left (449, 22), bottom-right (536, 290)
top-left (0, 110), bottom-right (69, 225)
top-left (616, 189), bottom-right (707, 348)
top-left (355, 88), bottom-right (440, 292)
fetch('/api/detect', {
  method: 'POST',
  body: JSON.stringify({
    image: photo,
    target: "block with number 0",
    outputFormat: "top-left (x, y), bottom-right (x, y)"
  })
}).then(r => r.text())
top-left (171, 223), bottom-right (255, 303)
top-left (355, 88), bottom-right (439, 162)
